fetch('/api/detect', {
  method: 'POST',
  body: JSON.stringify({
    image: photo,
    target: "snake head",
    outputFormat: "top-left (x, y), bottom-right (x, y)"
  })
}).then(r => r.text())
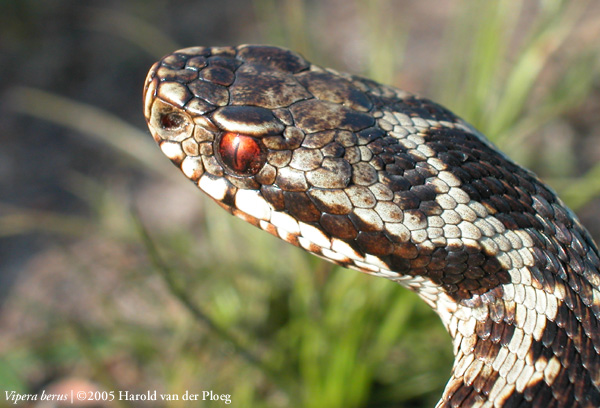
top-left (143, 44), bottom-right (509, 295)
top-left (143, 45), bottom-right (387, 254)
top-left (144, 45), bottom-right (537, 302)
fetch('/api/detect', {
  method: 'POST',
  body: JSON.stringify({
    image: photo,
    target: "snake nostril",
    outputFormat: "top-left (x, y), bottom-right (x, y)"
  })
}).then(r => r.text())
top-left (160, 112), bottom-right (187, 130)
top-left (218, 132), bottom-right (265, 175)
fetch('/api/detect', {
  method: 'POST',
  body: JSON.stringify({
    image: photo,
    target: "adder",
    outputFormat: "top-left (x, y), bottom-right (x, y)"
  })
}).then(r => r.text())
top-left (143, 45), bottom-right (600, 407)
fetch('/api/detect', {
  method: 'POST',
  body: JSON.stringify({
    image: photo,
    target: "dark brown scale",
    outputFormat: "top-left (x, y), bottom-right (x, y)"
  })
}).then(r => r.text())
top-left (219, 183), bottom-right (237, 209)
top-left (512, 212), bottom-right (534, 229)
top-left (431, 246), bottom-right (449, 259)
top-left (489, 320), bottom-right (505, 343)
top-left (499, 323), bottom-right (516, 347)
top-left (161, 53), bottom-right (188, 69)
top-left (462, 162), bottom-right (488, 179)
top-left (465, 267), bottom-right (486, 279)
top-left (320, 214), bottom-right (358, 239)
top-left (410, 255), bottom-right (431, 269)
top-left (387, 96), bottom-right (458, 123)
top-left (522, 212), bottom-right (544, 230)
top-left (428, 257), bottom-right (448, 271)
top-left (385, 164), bottom-right (405, 176)
top-left (355, 231), bottom-right (394, 256)
top-left (225, 174), bottom-right (261, 190)
top-left (555, 224), bottom-right (572, 245)
top-left (394, 190), bottom-right (420, 210)
top-left (231, 66), bottom-right (311, 109)
top-left (188, 79), bottom-right (229, 106)
top-left (442, 274), bottom-right (464, 285)
top-left (367, 156), bottom-right (385, 172)
top-left (403, 168), bottom-right (425, 185)
top-left (500, 181), bottom-right (519, 199)
top-left (450, 167), bottom-right (473, 185)
top-left (261, 185), bottom-right (285, 210)
top-left (357, 127), bottom-right (385, 145)
top-left (209, 56), bottom-right (241, 71)
top-left (419, 201), bottom-right (443, 216)
top-left (463, 252), bottom-right (484, 270)
top-left (391, 241), bottom-right (420, 260)
top-left (572, 231), bottom-right (590, 257)
top-left (296, 70), bottom-right (372, 111)
top-left (475, 319), bottom-right (493, 340)
top-left (198, 66), bottom-right (235, 86)
top-left (321, 142), bottom-right (345, 157)
top-left (302, 130), bottom-right (336, 148)
top-left (156, 66), bottom-right (199, 83)
top-left (461, 278), bottom-right (481, 292)
top-left (185, 55), bottom-right (208, 70)
top-left (427, 270), bottom-right (444, 284)
top-left (446, 384), bottom-right (473, 408)
top-left (442, 283), bottom-right (459, 294)
top-left (445, 263), bottom-right (468, 275)
top-left (503, 195), bottom-right (526, 212)
top-left (447, 249), bottom-right (469, 264)
top-left (290, 99), bottom-right (374, 133)
top-left (237, 45), bottom-right (308, 73)
top-left (267, 150), bottom-right (292, 168)
top-left (552, 328), bottom-right (568, 356)
top-left (489, 301), bottom-right (506, 324)
top-left (415, 161), bottom-right (438, 178)
top-left (472, 365), bottom-right (493, 393)
top-left (529, 339), bottom-right (546, 363)
top-left (481, 260), bottom-right (503, 277)
top-left (282, 191), bottom-right (321, 222)
top-left (478, 370), bottom-right (499, 397)
top-left (471, 180), bottom-right (491, 198)
top-left (462, 389), bottom-right (488, 407)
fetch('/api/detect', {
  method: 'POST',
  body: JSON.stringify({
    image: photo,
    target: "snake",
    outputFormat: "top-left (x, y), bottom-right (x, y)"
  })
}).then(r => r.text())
top-left (143, 45), bottom-right (600, 407)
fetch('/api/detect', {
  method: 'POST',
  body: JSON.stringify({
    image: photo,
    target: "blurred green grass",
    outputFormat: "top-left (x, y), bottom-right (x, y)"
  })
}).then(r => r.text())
top-left (2, 0), bottom-right (600, 407)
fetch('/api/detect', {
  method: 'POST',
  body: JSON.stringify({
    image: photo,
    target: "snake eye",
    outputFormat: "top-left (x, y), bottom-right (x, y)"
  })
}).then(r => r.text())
top-left (218, 132), bottom-right (265, 175)
top-left (160, 112), bottom-right (186, 130)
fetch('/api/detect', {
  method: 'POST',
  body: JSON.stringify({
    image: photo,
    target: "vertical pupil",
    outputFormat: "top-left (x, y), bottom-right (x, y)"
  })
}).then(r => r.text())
top-left (219, 132), bottom-right (263, 175)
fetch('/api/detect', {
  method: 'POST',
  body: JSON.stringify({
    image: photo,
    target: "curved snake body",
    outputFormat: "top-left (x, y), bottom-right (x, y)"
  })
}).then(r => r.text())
top-left (143, 45), bottom-right (600, 407)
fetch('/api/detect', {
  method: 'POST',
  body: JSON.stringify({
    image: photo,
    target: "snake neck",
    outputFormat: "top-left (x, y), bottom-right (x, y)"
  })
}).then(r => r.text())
top-left (411, 222), bottom-right (600, 407)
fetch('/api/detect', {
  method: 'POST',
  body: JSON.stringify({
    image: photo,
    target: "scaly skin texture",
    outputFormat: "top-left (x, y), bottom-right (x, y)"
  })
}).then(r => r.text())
top-left (143, 45), bottom-right (600, 407)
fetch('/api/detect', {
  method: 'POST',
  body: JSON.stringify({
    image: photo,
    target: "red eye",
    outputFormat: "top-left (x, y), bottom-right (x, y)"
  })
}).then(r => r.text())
top-left (218, 132), bottom-right (265, 175)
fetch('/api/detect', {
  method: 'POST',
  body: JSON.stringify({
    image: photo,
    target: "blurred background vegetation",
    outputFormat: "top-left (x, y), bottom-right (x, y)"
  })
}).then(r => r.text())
top-left (1, 0), bottom-right (599, 407)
